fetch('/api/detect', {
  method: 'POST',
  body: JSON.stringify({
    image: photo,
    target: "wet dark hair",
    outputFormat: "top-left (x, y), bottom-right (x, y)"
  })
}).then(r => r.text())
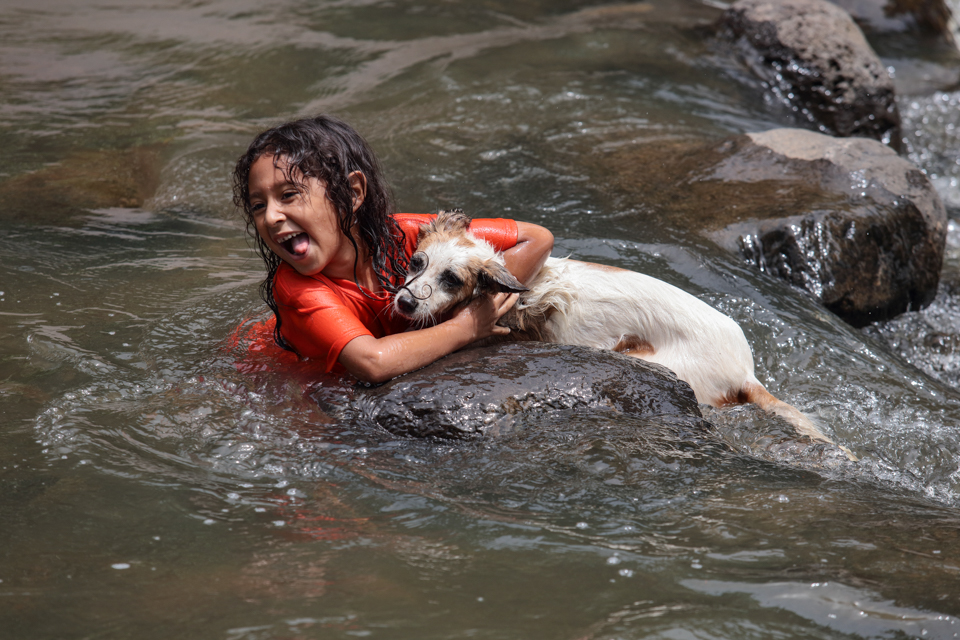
top-left (232, 115), bottom-right (405, 353)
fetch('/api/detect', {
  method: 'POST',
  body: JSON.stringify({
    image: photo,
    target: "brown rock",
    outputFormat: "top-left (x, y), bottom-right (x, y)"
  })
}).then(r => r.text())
top-left (605, 128), bottom-right (946, 326)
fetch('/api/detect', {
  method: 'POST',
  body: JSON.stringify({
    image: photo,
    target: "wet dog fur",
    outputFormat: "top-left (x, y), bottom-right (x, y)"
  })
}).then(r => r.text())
top-left (393, 209), bottom-right (837, 446)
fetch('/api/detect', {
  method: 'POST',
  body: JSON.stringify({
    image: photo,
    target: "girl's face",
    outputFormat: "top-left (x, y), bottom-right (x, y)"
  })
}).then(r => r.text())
top-left (247, 154), bottom-right (361, 279)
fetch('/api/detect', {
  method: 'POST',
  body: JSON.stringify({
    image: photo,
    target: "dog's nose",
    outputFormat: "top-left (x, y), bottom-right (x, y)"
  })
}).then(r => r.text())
top-left (396, 292), bottom-right (417, 316)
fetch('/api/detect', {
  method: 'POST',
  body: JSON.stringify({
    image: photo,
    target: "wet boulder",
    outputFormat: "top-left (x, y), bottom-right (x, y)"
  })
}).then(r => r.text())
top-left (716, 0), bottom-right (902, 150)
top-left (603, 128), bottom-right (946, 327)
top-left (713, 129), bottom-right (946, 325)
top-left (325, 342), bottom-right (710, 439)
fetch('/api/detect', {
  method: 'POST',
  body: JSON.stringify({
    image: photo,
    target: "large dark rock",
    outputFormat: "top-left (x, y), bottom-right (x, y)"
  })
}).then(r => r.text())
top-left (717, 0), bottom-right (902, 150)
top-left (322, 342), bottom-right (710, 440)
top-left (602, 128), bottom-right (947, 327)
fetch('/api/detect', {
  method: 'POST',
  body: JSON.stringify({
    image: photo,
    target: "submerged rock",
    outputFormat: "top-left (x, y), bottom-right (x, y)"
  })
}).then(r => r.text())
top-left (716, 0), bottom-right (902, 150)
top-left (604, 128), bottom-right (946, 326)
top-left (324, 342), bottom-right (710, 440)
top-left (0, 145), bottom-right (164, 224)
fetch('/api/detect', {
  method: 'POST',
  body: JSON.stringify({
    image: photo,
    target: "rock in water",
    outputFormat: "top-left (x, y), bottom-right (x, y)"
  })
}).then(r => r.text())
top-left (711, 129), bottom-right (947, 326)
top-left (716, 0), bottom-right (902, 150)
top-left (323, 342), bottom-right (710, 439)
top-left (601, 128), bottom-right (946, 327)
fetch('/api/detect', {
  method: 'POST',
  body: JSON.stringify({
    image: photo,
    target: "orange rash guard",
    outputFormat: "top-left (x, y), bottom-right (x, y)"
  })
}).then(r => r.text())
top-left (271, 213), bottom-right (519, 373)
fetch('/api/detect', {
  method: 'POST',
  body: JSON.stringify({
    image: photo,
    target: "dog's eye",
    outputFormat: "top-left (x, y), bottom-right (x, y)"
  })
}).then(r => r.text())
top-left (439, 269), bottom-right (463, 290)
top-left (409, 253), bottom-right (426, 272)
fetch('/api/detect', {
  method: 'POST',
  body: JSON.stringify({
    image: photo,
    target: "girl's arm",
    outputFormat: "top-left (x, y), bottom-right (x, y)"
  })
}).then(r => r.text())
top-left (502, 221), bottom-right (554, 285)
top-left (338, 291), bottom-right (518, 383)
top-left (339, 220), bottom-right (553, 384)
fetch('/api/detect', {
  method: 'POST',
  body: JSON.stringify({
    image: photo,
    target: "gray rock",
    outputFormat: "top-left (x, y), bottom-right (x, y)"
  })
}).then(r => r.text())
top-left (599, 128), bottom-right (947, 326)
top-left (323, 342), bottom-right (711, 440)
top-left (717, 0), bottom-right (902, 150)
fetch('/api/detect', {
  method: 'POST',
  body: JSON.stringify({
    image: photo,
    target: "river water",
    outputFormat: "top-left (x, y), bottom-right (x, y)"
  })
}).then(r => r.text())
top-left (3, 1), bottom-right (960, 638)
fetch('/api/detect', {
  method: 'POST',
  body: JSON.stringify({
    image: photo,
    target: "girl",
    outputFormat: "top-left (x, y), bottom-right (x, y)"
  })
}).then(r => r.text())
top-left (233, 115), bottom-right (554, 384)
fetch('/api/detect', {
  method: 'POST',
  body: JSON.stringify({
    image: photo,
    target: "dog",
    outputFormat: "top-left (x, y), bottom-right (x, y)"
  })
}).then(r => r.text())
top-left (393, 209), bottom-right (838, 447)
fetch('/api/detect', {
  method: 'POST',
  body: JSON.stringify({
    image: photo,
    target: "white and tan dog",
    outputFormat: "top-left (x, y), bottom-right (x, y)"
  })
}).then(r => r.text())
top-left (394, 210), bottom-right (834, 445)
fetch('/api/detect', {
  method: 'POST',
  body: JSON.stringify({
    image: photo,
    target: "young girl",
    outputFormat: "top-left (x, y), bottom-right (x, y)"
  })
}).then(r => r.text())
top-left (233, 115), bottom-right (554, 384)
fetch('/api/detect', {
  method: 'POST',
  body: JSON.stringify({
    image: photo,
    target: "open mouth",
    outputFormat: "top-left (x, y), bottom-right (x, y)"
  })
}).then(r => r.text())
top-left (278, 232), bottom-right (310, 257)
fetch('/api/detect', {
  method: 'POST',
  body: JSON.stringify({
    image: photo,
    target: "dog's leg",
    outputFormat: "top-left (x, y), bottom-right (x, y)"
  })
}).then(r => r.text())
top-left (740, 381), bottom-right (829, 441)
top-left (739, 381), bottom-right (857, 461)
top-left (612, 335), bottom-right (656, 358)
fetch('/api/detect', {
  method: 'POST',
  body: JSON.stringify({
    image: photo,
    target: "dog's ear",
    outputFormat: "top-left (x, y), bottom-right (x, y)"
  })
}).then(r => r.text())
top-left (478, 261), bottom-right (529, 294)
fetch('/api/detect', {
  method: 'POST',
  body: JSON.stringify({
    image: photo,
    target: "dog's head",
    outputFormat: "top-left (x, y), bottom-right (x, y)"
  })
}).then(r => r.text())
top-left (393, 209), bottom-right (528, 324)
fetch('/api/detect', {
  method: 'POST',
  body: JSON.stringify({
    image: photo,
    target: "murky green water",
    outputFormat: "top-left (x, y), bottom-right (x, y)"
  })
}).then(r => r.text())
top-left (4, 1), bottom-right (960, 638)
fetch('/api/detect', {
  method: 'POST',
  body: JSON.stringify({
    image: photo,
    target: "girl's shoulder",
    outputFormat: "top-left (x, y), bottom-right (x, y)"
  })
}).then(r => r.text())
top-left (390, 213), bottom-right (518, 253)
top-left (392, 213), bottom-right (436, 227)
top-left (391, 213), bottom-right (436, 256)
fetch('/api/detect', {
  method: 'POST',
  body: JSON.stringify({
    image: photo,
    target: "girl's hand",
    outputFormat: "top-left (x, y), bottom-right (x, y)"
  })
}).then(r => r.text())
top-left (339, 291), bottom-right (518, 384)
top-left (452, 291), bottom-right (519, 340)
top-left (337, 223), bottom-right (542, 384)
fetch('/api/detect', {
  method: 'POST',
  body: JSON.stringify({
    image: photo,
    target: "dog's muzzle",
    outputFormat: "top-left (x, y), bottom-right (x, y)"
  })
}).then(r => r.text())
top-left (395, 290), bottom-right (419, 316)
top-left (395, 252), bottom-right (433, 317)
